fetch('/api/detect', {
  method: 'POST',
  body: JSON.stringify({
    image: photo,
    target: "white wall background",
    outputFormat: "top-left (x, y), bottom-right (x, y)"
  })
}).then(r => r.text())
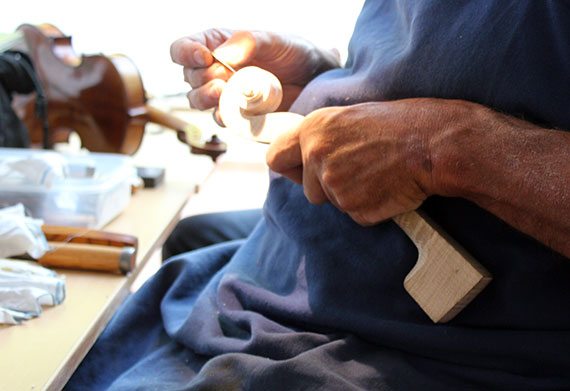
top-left (1, 1), bottom-right (364, 98)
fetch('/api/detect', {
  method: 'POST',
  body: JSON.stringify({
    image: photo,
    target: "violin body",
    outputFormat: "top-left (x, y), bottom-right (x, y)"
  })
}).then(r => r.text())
top-left (14, 24), bottom-right (225, 159)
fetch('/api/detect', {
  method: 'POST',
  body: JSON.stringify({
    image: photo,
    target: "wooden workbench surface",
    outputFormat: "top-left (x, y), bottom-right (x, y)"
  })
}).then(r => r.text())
top-left (0, 107), bottom-right (270, 391)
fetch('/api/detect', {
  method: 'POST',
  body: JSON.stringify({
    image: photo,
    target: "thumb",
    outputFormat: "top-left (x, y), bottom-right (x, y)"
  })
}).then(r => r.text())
top-left (212, 31), bottom-right (259, 69)
top-left (266, 125), bottom-right (302, 175)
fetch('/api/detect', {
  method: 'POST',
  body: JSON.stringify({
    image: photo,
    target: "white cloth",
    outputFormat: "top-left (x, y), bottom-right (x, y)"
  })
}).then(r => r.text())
top-left (0, 259), bottom-right (66, 324)
top-left (0, 203), bottom-right (49, 259)
top-left (0, 204), bottom-right (64, 324)
top-left (0, 307), bottom-right (33, 324)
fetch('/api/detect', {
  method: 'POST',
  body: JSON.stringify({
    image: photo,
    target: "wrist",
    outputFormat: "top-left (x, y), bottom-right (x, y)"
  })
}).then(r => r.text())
top-left (426, 100), bottom-right (490, 199)
top-left (253, 31), bottom-right (340, 86)
top-left (308, 46), bottom-right (341, 79)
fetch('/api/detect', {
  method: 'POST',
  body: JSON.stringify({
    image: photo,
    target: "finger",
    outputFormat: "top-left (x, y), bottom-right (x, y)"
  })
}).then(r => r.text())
top-left (212, 108), bottom-right (225, 127)
top-left (320, 184), bottom-right (344, 212)
top-left (170, 37), bottom-right (214, 68)
top-left (302, 164), bottom-right (328, 205)
top-left (266, 126), bottom-right (302, 173)
top-left (212, 30), bottom-right (258, 69)
top-left (187, 79), bottom-right (226, 110)
top-left (279, 166), bottom-right (303, 184)
top-left (171, 28), bottom-right (236, 66)
top-left (349, 199), bottom-right (408, 227)
top-left (184, 63), bottom-right (233, 88)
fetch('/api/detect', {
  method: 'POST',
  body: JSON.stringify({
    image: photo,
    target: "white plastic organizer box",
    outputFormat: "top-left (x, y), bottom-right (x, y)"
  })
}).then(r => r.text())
top-left (0, 148), bottom-right (137, 228)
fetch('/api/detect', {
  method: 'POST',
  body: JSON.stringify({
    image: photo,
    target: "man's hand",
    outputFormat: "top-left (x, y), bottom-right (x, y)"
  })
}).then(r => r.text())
top-left (266, 99), bottom-right (439, 226)
top-left (267, 98), bottom-right (570, 258)
top-left (170, 29), bottom-right (340, 124)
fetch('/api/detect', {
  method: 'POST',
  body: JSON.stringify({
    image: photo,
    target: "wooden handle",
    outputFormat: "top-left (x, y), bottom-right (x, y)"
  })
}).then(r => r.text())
top-left (394, 210), bottom-right (492, 323)
top-left (41, 224), bottom-right (138, 248)
top-left (39, 242), bottom-right (135, 274)
top-left (145, 105), bottom-right (200, 139)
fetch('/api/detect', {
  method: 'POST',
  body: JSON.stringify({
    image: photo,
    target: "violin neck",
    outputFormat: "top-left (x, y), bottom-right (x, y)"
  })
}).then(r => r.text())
top-left (144, 105), bottom-right (189, 132)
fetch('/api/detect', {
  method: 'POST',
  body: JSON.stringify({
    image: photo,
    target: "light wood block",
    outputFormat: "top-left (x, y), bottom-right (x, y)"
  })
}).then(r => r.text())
top-left (395, 210), bottom-right (492, 323)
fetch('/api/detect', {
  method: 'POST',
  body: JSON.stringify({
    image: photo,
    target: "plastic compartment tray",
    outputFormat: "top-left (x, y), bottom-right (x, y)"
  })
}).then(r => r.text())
top-left (0, 148), bottom-right (137, 228)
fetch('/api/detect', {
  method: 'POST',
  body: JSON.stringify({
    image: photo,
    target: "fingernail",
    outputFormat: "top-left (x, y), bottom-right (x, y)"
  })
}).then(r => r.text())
top-left (193, 51), bottom-right (205, 66)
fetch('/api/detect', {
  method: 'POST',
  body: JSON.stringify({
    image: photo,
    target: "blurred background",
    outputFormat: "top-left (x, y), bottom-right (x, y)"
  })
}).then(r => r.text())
top-left (1, 1), bottom-right (364, 99)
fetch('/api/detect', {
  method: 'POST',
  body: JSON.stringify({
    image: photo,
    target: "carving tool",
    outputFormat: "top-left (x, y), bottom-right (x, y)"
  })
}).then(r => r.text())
top-left (39, 242), bottom-right (135, 274)
top-left (39, 225), bottom-right (138, 274)
top-left (211, 51), bottom-right (236, 74)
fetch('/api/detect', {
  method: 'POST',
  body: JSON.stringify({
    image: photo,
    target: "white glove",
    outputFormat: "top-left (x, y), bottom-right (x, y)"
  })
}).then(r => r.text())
top-left (0, 259), bottom-right (65, 324)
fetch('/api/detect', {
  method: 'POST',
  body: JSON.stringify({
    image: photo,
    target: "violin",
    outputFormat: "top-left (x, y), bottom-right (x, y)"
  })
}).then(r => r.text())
top-left (12, 24), bottom-right (225, 160)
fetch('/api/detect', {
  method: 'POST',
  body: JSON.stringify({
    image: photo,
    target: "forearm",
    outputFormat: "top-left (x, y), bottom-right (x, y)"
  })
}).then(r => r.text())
top-left (430, 102), bottom-right (570, 257)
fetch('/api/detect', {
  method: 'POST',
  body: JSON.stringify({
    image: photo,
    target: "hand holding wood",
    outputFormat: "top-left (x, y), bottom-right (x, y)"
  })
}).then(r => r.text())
top-left (219, 66), bottom-right (492, 323)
